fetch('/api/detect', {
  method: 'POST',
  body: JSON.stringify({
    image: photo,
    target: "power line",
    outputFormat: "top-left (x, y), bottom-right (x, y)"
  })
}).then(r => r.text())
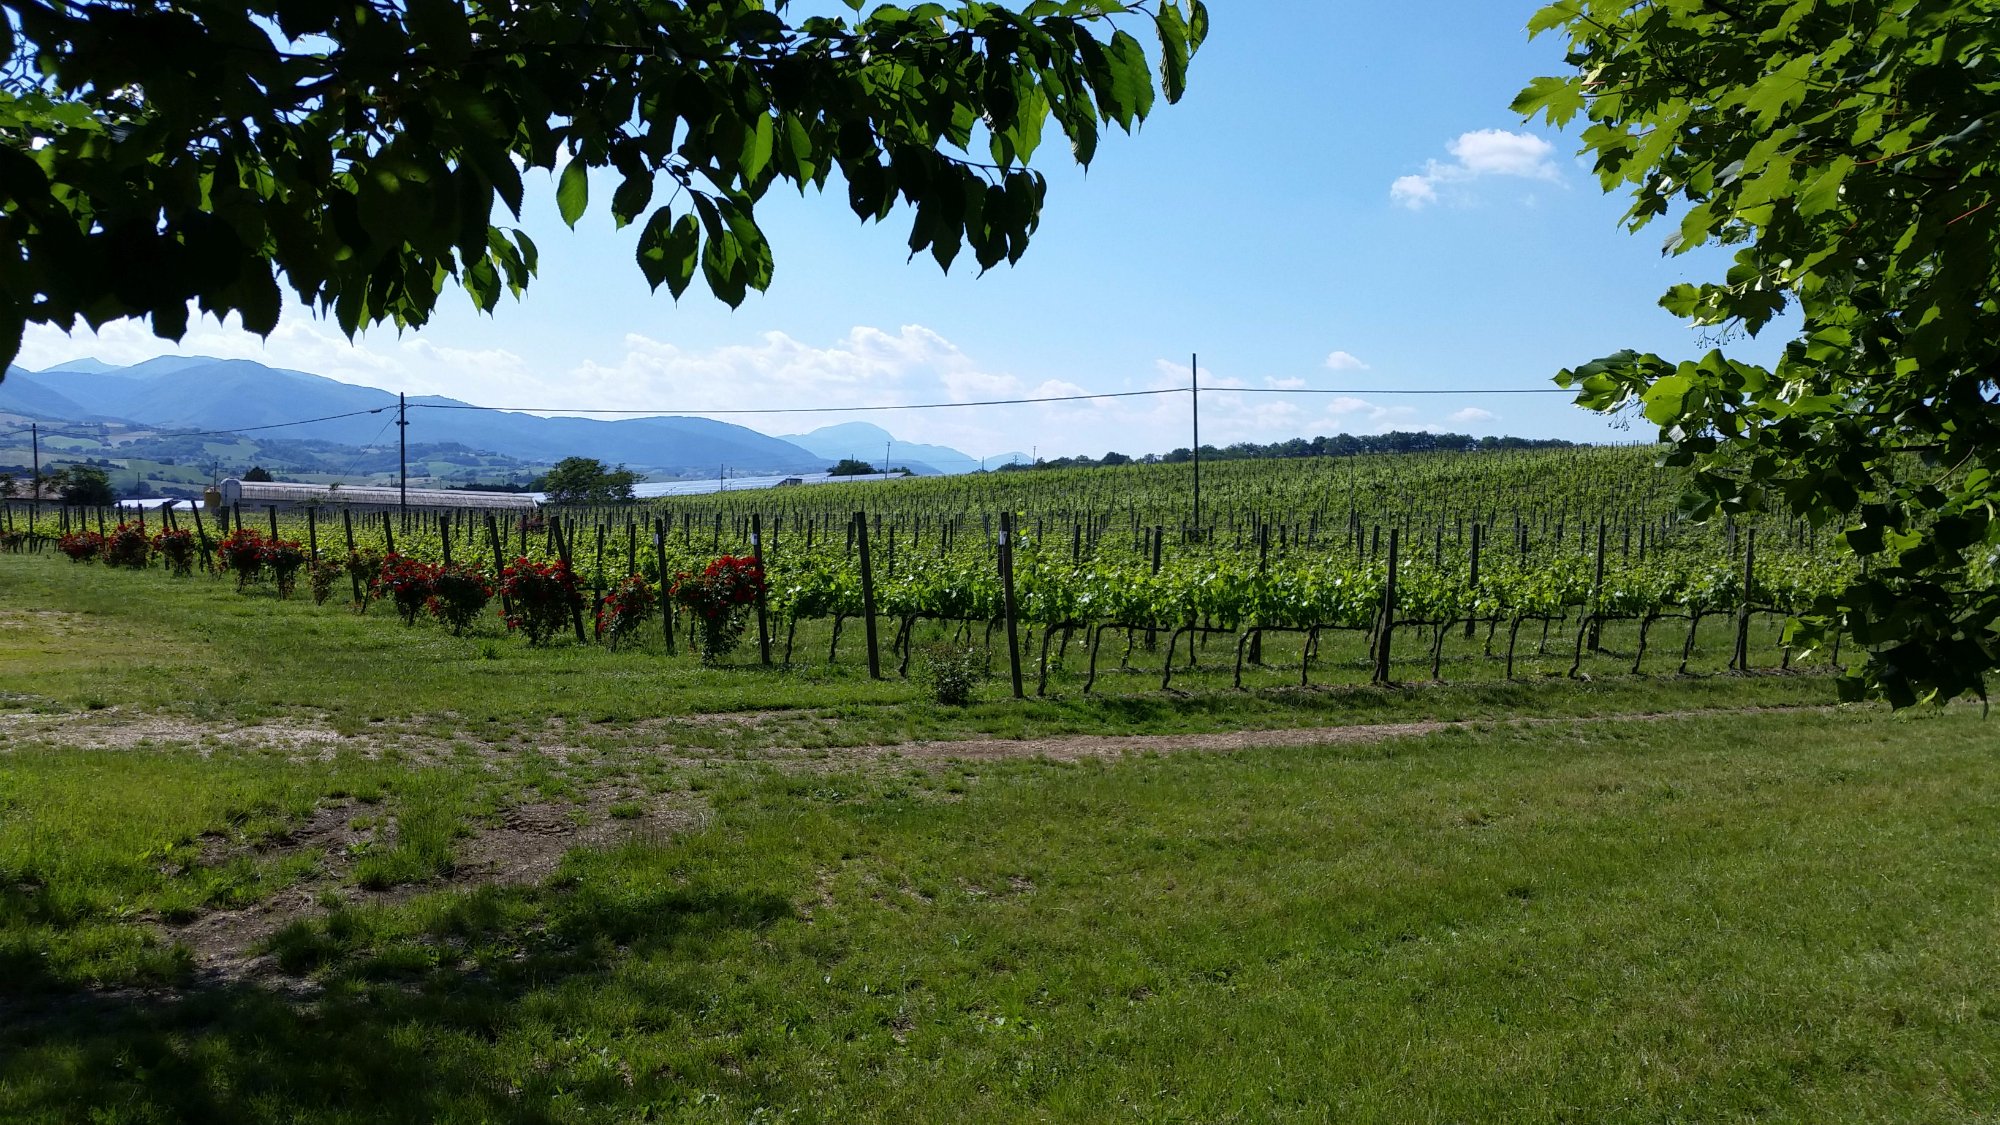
top-left (164, 407), bottom-right (389, 438)
top-left (409, 388), bottom-right (1187, 415)
top-left (1218, 386), bottom-right (1572, 396)
top-left (406, 383), bottom-right (1570, 417)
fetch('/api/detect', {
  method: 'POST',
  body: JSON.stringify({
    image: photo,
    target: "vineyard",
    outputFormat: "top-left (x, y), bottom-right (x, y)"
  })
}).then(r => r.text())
top-left (0, 445), bottom-right (1861, 695)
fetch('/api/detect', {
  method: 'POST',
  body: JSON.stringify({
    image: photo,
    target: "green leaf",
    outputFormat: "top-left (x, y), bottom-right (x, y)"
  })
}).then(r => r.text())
top-left (611, 170), bottom-right (654, 228)
top-left (1641, 374), bottom-right (1694, 426)
top-left (741, 113), bottom-right (776, 183)
top-left (1511, 75), bottom-right (1584, 126)
top-left (556, 158), bottom-right (589, 228)
top-left (636, 207), bottom-right (701, 299)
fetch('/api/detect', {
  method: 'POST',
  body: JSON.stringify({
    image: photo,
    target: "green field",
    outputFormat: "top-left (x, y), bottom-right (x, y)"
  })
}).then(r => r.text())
top-left (2, 449), bottom-right (1994, 1123)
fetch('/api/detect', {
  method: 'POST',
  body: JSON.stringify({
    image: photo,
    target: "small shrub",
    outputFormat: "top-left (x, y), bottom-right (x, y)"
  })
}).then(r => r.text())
top-left (499, 556), bottom-right (579, 645)
top-left (914, 642), bottom-right (985, 706)
top-left (215, 528), bottom-right (267, 588)
top-left (427, 566), bottom-right (495, 635)
top-left (265, 539), bottom-right (308, 597)
top-left (151, 528), bottom-right (197, 576)
top-left (371, 552), bottom-right (439, 625)
top-left (670, 554), bottom-right (765, 663)
top-left (307, 556), bottom-right (345, 604)
top-left (597, 574), bottom-right (657, 650)
top-left (57, 530), bottom-right (105, 562)
top-left (101, 522), bottom-right (152, 568)
top-left (344, 548), bottom-right (386, 611)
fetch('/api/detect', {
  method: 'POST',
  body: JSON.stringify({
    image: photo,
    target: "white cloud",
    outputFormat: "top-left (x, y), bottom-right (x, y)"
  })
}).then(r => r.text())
top-left (1391, 129), bottom-right (1560, 209)
top-left (1388, 176), bottom-right (1438, 210)
top-left (1449, 130), bottom-right (1559, 180)
top-left (1323, 350), bottom-right (1370, 372)
top-left (1448, 406), bottom-right (1499, 425)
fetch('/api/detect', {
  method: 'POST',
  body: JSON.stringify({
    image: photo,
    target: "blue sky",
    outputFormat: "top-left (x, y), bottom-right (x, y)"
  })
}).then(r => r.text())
top-left (15, 1), bottom-right (1784, 461)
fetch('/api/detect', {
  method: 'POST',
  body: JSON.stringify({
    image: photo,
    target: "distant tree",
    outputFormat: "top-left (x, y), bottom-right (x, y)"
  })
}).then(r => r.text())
top-left (827, 459), bottom-right (879, 477)
top-left (242, 466), bottom-right (274, 482)
top-left (1100, 452), bottom-right (1132, 466)
top-left (0, 472), bottom-right (14, 498)
top-left (53, 465), bottom-right (114, 505)
top-left (535, 457), bottom-right (639, 505)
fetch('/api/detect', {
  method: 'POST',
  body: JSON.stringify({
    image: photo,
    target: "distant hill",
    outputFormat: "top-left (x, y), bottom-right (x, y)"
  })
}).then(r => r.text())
top-left (779, 422), bottom-right (1021, 475)
top-left (2, 358), bottom-right (831, 477)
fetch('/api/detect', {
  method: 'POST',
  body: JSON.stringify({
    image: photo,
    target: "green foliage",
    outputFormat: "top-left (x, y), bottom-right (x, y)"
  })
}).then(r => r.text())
top-left (828, 458), bottom-right (880, 477)
top-left (51, 465), bottom-right (113, 506)
top-left (1518, 0), bottom-right (2000, 707)
top-left (0, 0), bottom-right (1207, 369)
top-left (242, 466), bottom-right (274, 483)
top-left (535, 457), bottom-right (639, 505)
top-left (913, 641), bottom-right (985, 705)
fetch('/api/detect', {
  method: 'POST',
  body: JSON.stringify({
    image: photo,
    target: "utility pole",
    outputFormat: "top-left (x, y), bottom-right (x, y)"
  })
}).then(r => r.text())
top-left (1191, 353), bottom-right (1201, 541)
top-left (884, 440), bottom-right (892, 477)
top-left (396, 392), bottom-right (408, 516)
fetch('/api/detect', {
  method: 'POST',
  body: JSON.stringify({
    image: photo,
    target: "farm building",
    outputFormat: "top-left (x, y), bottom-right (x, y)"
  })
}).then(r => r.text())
top-left (213, 478), bottom-right (539, 514)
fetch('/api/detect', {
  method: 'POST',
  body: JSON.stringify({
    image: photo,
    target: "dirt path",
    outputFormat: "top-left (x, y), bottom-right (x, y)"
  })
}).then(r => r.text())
top-left (775, 704), bottom-right (1846, 764)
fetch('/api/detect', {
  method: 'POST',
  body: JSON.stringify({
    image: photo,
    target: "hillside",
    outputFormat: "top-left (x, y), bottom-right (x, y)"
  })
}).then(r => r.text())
top-left (1, 358), bottom-right (832, 478)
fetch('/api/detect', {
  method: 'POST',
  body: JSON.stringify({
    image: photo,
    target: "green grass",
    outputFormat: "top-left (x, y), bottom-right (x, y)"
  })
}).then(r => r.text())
top-left (2, 710), bottom-right (1996, 1122)
top-left (4, 550), bottom-right (1995, 1122)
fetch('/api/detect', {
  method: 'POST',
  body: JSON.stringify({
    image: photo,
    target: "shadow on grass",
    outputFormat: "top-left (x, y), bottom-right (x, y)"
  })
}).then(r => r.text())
top-left (1, 884), bottom-right (795, 1124)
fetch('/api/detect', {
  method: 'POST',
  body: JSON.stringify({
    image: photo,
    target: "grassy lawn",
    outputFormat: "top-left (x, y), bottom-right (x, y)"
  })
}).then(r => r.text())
top-left (3, 553), bottom-right (1996, 1123)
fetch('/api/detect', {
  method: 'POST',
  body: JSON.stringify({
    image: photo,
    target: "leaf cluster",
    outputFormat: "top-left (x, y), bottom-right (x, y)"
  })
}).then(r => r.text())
top-left (0, 0), bottom-right (1206, 367)
top-left (1518, 0), bottom-right (2000, 705)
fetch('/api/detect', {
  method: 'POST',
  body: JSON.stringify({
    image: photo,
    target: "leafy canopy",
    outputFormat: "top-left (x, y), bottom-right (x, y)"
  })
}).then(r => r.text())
top-left (1517, 0), bottom-right (2000, 707)
top-left (0, 0), bottom-right (1207, 369)
top-left (52, 463), bottom-right (114, 505)
top-left (535, 456), bottom-right (639, 505)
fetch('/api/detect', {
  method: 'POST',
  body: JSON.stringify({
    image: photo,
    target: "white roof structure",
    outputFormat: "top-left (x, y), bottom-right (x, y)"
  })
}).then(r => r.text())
top-left (218, 479), bottom-right (539, 511)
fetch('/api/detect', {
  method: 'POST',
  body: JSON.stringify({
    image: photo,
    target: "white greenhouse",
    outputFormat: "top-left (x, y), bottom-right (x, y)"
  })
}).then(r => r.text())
top-left (213, 479), bottom-right (540, 513)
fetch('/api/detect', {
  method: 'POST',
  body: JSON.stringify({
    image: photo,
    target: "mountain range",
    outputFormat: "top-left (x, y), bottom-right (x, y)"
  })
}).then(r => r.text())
top-left (0, 357), bottom-right (1002, 484)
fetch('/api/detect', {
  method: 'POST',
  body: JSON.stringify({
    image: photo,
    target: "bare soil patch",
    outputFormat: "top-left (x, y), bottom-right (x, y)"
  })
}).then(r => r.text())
top-left (163, 789), bottom-right (707, 983)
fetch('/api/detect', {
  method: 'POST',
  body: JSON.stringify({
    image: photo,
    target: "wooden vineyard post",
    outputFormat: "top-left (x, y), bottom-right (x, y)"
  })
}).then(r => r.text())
top-left (853, 512), bottom-right (881, 679)
top-left (1733, 530), bottom-right (1756, 671)
top-left (190, 503), bottom-right (215, 572)
top-left (306, 508), bottom-right (318, 562)
top-left (381, 510), bottom-right (396, 555)
top-left (999, 511), bottom-right (1025, 699)
top-left (1249, 524), bottom-right (1269, 665)
top-left (751, 513), bottom-right (772, 666)
top-left (341, 509), bottom-right (361, 601)
top-left (1373, 527), bottom-right (1399, 684)
top-left (1464, 522), bottom-right (1482, 639)
top-left (485, 514), bottom-right (512, 618)
top-left (266, 505), bottom-right (279, 541)
top-left (654, 518), bottom-right (675, 654)
top-left (592, 523), bottom-right (607, 640)
top-left (1588, 520), bottom-right (1607, 652)
top-left (440, 515), bottom-right (453, 567)
top-left (553, 517), bottom-right (588, 644)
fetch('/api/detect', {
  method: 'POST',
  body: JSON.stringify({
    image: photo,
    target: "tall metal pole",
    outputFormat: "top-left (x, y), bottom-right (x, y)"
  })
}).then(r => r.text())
top-left (1190, 353), bottom-right (1201, 541)
top-left (29, 422), bottom-right (41, 528)
top-left (396, 392), bottom-right (408, 517)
